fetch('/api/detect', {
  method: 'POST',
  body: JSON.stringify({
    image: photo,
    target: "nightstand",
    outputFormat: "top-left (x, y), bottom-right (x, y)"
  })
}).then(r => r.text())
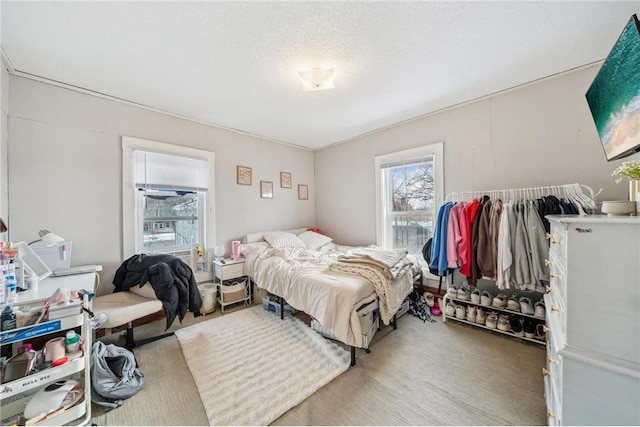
top-left (212, 258), bottom-right (251, 313)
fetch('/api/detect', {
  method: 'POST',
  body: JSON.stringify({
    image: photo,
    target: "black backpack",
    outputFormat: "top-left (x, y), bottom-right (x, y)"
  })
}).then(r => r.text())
top-left (421, 238), bottom-right (439, 276)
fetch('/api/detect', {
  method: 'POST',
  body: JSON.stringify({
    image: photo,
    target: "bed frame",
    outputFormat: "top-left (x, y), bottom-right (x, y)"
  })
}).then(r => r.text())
top-left (275, 295), bottom-right (401, 366)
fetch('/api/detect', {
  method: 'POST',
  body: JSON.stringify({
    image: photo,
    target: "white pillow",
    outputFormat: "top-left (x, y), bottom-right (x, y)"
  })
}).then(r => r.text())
top-left (264, 231), bottom-right (306, 248)
top-left (241, 241), bottom-right (270, 255)
top-left (298, 230), bottom-right (333, 250)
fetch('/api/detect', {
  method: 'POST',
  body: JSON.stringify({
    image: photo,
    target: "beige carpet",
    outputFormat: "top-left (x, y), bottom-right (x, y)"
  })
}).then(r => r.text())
top-left (92, 303), bottom-right (547, 426)
top-left (175, 306), bottom-right (351, 425)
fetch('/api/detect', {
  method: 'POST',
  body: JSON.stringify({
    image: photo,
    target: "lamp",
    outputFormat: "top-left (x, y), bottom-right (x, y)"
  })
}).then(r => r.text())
top-left (214, 245), bottom-right (225, 261)
top-left (39, 229), bottom-right (65, 247)
top-left (297, 67), bottom-right (335, 91)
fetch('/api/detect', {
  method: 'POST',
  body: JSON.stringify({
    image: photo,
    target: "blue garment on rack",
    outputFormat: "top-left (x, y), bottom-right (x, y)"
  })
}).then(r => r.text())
top-left (430, 201), bottom-right (454, 276)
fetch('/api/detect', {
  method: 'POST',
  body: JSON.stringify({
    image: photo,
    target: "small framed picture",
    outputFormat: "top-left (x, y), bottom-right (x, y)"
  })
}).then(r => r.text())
top-left (298, 184), bottom-right (308, 200)
top-left (237, 166), bottom-right (252, 185)
top-left (261, 181), bottom-right (273, 198)
top-left (280, 172), bottom-right (292, 189)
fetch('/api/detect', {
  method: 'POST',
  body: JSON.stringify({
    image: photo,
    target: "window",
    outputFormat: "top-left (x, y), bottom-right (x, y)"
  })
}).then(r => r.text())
top-left (122, 137), bottom-right (215, 277)
top-left (375, 143), bottom-right (443, 259)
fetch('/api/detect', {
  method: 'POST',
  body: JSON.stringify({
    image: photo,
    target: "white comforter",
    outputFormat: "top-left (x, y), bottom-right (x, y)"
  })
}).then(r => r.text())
top-left (244, 244), bottom-right (416, 348)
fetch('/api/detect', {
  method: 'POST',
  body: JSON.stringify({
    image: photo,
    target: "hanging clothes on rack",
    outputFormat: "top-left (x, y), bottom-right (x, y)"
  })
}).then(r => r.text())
top-left (434, 183), bottom-right (598, 291)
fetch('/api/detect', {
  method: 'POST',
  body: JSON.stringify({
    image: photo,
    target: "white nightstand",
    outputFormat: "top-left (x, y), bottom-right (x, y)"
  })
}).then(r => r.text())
top-left (212, 258), bottom-right (251, 313)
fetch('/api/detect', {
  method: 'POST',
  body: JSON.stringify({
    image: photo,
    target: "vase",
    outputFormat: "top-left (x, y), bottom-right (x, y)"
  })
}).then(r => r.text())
top-left (630, 180), bottom-right (640, 215)
top-left (630, 180), bottom-right (640, 201)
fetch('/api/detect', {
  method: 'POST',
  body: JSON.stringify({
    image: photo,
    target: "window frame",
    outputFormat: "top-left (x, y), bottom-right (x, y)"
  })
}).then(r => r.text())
top-left (122, 136), bottom-right (216, 280)
top-left (374, 142), bottom-right (444, 258)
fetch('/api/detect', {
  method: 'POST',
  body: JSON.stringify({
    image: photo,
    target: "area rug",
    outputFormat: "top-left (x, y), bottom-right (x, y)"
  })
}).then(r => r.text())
top-left (174, 306), bottom-right (351, 426)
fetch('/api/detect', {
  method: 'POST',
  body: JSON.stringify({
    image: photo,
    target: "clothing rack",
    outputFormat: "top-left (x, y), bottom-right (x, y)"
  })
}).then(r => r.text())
top-left (445, 183), bottom-right (601, 210)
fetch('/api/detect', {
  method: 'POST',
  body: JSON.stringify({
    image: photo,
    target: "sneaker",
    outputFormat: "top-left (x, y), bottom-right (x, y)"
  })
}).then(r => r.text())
top-left (455, 304), bottom-right (466, 320)
top-left (535, 323), bottom-right (547, 340)
top-left (480, 291), bottom-right (493, 307)
top-left (448, 286), bottom-right (458, 299)
top-left (523, 319), bottom-right (536, 338)
top-left (431, 301), bottom-right (441, 316)
top-left (466, 305), bottom-right (476, 321)
top-left (470, 288), bottom-right (481, 304)
top-left (445, 302), bottom-right (456, 317)
top-left (497, 314), bottom-right (511, 331)
top-left (520, 297), bottom-right (535, 315)
top-left (475, 307), bottom-right (487, 325)
top-left (486, 312), bottom-right (498, 329)
top-left (492, 293), bottom-right (507, 308)
top-left (534, 300), bottom-right (546, 319)
top-left (507, 294), bottom-right (521, 312)
top-left (424, 292), bottom-right (435, 307)
top-left (457, 287), bottom-right (470, 301)
top-left (510, 316), bottom-right (524, 337)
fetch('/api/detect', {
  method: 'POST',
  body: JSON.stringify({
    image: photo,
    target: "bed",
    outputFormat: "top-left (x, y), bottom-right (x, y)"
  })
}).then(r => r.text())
top-left (241, 228), bottom-right (419, 365)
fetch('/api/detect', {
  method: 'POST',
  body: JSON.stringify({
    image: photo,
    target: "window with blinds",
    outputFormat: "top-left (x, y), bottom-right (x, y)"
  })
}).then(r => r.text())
top-left (134, 150), bottom-right (209, 252)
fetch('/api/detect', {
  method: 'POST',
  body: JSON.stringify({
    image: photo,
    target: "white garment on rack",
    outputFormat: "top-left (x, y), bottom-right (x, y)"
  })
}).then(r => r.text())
top-left (495, 201), bottom-right (513, 290)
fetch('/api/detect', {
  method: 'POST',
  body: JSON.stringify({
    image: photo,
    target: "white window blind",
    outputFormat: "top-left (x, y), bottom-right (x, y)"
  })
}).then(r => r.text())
top-left (134, 150), bottom-right (209, 191)
top-left (380, 156), bottom-right (434, 170)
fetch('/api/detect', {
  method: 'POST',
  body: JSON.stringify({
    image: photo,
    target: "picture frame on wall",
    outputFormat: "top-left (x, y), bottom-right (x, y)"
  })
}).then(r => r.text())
top-left (237, 166), bottom-right (252, 185)
top-left (298, 184), bottom-right (308, 200)
top-left (261, 181), bottom-right (273, 198)
top-left (280, 172), bottom-right (292, 189)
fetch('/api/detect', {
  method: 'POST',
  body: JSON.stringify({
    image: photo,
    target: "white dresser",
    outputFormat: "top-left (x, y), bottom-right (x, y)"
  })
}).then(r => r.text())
top-left (544, 215), bottom-right (640, 426)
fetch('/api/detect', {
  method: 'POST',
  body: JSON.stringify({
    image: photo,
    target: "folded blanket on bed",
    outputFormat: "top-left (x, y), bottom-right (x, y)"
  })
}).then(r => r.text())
top-left (337, 247), bottom-right (412, 279)
top-left (329, 261), bottom-right (412, 325)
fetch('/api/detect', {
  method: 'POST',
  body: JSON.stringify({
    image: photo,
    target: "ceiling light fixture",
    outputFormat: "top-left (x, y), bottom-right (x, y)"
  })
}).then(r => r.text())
top-left (297, 66), bottom-right (335, 92)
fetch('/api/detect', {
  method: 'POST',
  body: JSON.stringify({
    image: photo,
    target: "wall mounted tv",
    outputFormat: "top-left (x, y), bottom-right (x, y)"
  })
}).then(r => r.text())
top-left (585, 13), bottom-right (640, 162)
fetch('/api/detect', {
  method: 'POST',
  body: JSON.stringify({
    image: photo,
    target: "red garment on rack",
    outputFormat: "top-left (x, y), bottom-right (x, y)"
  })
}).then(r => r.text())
top-left (459, 199), bottom-right (480, 277)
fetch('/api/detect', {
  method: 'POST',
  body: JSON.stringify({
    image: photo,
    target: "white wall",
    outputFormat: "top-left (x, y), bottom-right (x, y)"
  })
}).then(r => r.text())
top-left (315, 64), bottom-right (640, 246)
top-left (7, 75), bottom-right (315, 290)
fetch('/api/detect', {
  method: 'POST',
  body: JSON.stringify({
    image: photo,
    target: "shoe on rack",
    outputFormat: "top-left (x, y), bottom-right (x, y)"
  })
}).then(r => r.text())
top-left (431, 301), bottom-right (442, 316)
top-left (445, 302), bottom-right (456, 317)
top-left (507, 294), bottom-right (521, 311)
top-left (492, 293), bottom-right (507, 308)
top-left (520, 297), bottom-right (535, 315)
top-left (535, 324), bottom-right (547, 340)
top-left (510, 316), bottom-right (524, 337)
top-left (486, 312), bottom-right (498, 329)
top-left (457, 287), bottom-right (470, 301)
top-left (497, 314), bottom-right (511, 331)
top-left (480, 291), bottom-right (493, 307)
top-left (534, 300), bottom-right (546, 319)
top-left (523, 319), bottom-right (536, 338)
top-left (448, 286), bottom-right (459, 299)
top-left (466, 305), bottom-right (476, 321)
top-left (424, 292), bottom-right (435, 308)
top-left (455, 304), bottom-right (466, 320)
top-left (475, 307), bottom-right (487, 325)
top-left (470, 288), bottom-right (481, 304)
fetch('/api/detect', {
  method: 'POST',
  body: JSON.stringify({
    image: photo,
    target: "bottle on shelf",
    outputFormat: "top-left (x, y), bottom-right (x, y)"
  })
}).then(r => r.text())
top-left (196, 247), bottom-right (206, 272)
top-left (1, 304), bottom-right (16, 331)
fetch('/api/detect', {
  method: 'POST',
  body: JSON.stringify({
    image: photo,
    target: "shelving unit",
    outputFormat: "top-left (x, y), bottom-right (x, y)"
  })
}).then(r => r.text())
top-left (212, 258), bottom-right (252, 313)
top-left (0, 295), bottom-right (92, 426)
top-left (442, 293), bottom-right (545, 345)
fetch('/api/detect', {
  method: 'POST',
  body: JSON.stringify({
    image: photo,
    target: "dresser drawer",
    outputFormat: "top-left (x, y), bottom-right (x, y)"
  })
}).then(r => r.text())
top-left (545, 292), bottom-right (565, 350)
top-left (544, 375), bottom-right (561, 426)
top-left (548, 224), bottom-right (567, 262)
top-left (547, 254), bottom-right (567, 307)
top-left (216, 262), bottom-right (245, 281)
top-left (546, 334), bottom-right (563, 409)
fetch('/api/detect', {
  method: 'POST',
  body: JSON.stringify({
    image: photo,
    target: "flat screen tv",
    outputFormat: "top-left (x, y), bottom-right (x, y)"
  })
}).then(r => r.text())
top-left (585, 13), bottom-right (640, 161)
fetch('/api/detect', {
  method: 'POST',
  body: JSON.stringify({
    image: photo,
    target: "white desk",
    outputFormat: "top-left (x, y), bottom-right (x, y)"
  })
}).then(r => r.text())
top-left (15, 267), bottom-right (101, 304)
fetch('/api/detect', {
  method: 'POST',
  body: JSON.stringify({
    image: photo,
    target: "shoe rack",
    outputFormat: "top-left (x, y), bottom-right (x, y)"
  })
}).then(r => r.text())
top-left (442, 293), bottom-right (546, 345)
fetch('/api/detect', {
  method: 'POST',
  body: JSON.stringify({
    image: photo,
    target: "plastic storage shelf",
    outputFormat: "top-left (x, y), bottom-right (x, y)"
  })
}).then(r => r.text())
top-left (0, 295), bottom-right (92, 426)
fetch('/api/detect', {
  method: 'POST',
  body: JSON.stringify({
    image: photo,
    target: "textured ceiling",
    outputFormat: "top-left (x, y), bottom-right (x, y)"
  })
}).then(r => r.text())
top-left (2, 1), bottom-right (639, 149)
